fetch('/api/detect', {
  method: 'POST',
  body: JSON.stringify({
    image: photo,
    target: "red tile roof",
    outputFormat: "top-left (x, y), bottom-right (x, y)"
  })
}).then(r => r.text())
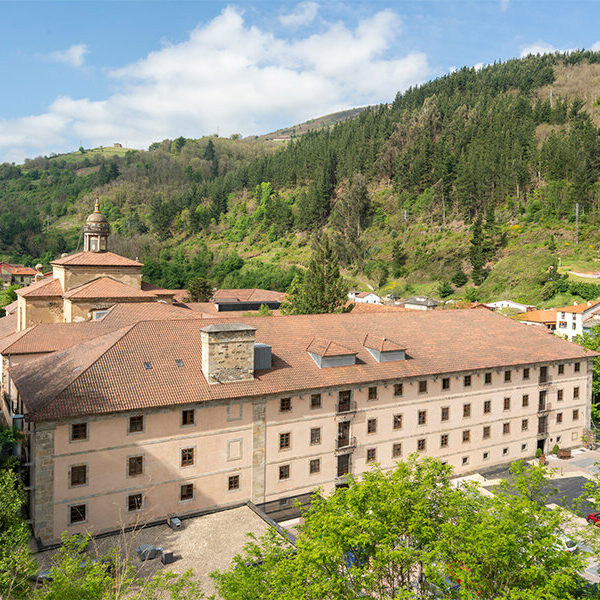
top-left (556, 301), bottom-right (600, 314)
top-left (518, 309), bottom-right (557, 324)
top-left (51, 251), bottom-right (142, 267)
top-left (63, 277), bottom-right (157, 300)
top-left (10, 267), bottom-right (36, 275)
top-left (213, 288), bottom-right (285, 303)
top-left (306, 337), bottom-right (357, 357)
top-left (0, 313), bottom-right (17, 340)
top-left (16, 277), bottom-right (63, 298)
top-left (11, 309), bottom-right (596, 423)
top-left (98, 302), bottom-right (204, 328)
top-left (363, 333), bottom-right (406, 352)
top-left (140, 282), bottom-right (176, 296)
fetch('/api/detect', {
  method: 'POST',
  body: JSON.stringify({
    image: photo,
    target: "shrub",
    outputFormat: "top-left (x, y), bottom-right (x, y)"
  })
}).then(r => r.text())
top-left (535, 448), bottom-right (543, 458)
top-left (552, 444), bottom-right (559, 455)
top-left (451, 270), bottom-right (468, 287)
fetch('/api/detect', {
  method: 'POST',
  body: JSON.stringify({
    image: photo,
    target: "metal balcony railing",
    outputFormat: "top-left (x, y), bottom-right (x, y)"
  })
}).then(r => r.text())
top-left (336, 436), bottom-right (357, 451)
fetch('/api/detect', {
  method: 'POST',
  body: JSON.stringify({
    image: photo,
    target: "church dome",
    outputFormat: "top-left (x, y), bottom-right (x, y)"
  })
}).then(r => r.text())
top-left (84, 198), bottom-right (110, 234)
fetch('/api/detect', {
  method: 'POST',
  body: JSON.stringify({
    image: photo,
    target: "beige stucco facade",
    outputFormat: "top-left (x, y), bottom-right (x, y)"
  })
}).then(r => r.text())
top-left (25, 357), bottom-right (592, 546)
top-left (53, 265), bottom-right (142, 293)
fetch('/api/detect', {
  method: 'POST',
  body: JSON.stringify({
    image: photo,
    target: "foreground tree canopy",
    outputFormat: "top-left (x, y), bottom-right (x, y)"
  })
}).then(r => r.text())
top-left (213, 456), bottom-right (595, 600)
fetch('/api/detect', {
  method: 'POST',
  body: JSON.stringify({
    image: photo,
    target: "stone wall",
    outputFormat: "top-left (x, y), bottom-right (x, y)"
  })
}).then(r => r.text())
top-left (201, 324), bottom-right (255, 384)
top-left (32, 423), bottom-right (55, 546)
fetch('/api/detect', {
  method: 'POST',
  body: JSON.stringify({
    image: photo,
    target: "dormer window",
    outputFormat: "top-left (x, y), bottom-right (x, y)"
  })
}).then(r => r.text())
top-left (306, 337), bottom-right (356, 368)
top-left (362, 333), bottom-right (406, 362)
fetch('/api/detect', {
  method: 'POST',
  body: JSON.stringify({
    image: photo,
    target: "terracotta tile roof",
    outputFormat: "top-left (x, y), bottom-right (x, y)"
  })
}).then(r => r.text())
top-left (16, 277), bottom-right (63, 298)
top-left (3, 300), bottom-right (18, 315)
top-left (0, 321), bottom-right (110, 355)
top-left (363, 333), bottom-right (406, 352)
top-left (51, 251), bottom-right (142, 267)
top-left (0, 313), bottom-right (17, 340)
top-left (98, 302), bottom-right (204, 328)
top-left (348, 302), bottom-right (410, 313)
top-left (178, 302), bottom-right (282, 317)
top-left (517, 309), bottom-right (557, 324)
top-left (10, 267), bottom-right (36, 275)
top-left (213, 288), bottom-right (285, 303)
top-left (306, 336), bottom-right (357, 357)
top-left (12, 309), bottom-right (597, 423)
top-left (556, 301), bottom-right (600, 314)
top-left (63, 277), bottom-right (157, 300)
top-left (140, 282), bottom-right (176, 296)
top-left (355, 291), bottom-right (378, 298)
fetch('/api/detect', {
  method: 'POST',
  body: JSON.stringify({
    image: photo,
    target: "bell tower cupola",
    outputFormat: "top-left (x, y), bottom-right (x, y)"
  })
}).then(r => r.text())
top-left (83, 194), bottom-right (110, 252)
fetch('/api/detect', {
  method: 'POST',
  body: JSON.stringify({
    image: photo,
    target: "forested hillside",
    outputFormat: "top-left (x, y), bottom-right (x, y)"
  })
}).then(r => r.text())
top-left (3, 51), bottom-right (600, 303)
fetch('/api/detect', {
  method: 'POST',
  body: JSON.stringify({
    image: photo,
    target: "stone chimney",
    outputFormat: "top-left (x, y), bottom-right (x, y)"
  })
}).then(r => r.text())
top-left (201, 323), bottom-right (256, 384)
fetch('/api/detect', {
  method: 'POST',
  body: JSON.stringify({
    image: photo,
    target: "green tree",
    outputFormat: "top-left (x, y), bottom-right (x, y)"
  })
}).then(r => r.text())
top-left (469, 214), bottom-right (486, 285)
top-left (391, 239), bottom-right (406, 277)
top-left (0, 283), bottom-right (20, 308)
top-left (0, 470), bottom-right (36, 599)
top-left (436, 280), bottom-right (453, 298)
top-left (450, 269), bottom-right (468, 287)
top-left (186, 276), bottom-right (212, 302)
top-left (282, 234), bottom-right (347, 315)
top-left (574, 325), bottom-right (600, 423)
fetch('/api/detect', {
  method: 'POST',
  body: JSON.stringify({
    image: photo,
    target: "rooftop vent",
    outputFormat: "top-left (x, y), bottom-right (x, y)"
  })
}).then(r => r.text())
top-left (307, 337), bottom-right (357, 368)
top-left (363, 333), bottom-right (406, 363)
top-left (254, 343), bottom-right (272, 370)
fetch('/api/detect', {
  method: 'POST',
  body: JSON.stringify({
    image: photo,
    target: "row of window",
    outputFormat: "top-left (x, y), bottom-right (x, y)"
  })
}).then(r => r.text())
top-left (68, 476), bottom-right (241, 525)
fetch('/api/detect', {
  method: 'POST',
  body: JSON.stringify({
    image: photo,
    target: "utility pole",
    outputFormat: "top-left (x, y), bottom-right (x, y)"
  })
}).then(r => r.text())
top-left (575, 202), bottom-right (580, 245)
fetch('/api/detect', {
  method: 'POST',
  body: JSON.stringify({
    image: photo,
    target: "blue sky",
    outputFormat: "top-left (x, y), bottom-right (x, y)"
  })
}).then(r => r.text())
top-left (1, 0), bottom-right (599, 162)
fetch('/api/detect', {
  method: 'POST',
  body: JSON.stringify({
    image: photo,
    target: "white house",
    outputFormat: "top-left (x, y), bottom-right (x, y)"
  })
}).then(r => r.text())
top-left (555, 300), bottom-right (600, 341)
top-left (402, 296), bottom-right (439, 311)
top-left (485, 300), bottom-right (536, 313)
top-left (348, 291), bottom-right (382, 304)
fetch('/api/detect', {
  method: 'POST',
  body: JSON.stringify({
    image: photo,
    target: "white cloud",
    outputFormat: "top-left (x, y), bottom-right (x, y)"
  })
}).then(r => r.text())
top-left (279, 2), bottom-right (319, 27)
top-left (46, 43), bottom-right (89, 68)
top-left (592, 40), bottom-right (600, 51)
top-left (0, 6), bottom-right (430, 162)
top-left (519, 41), bottom-right (576, 58)
top-left (473, 62), bottom-right (484, 71)
top-left (448, 66), bottom-right (457, 74)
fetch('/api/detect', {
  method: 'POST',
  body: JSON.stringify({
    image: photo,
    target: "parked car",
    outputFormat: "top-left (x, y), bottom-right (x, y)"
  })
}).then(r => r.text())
top-left (556, 533), bottom-right (578, 553)
top-left (586, 512), bottom-right (600, 526)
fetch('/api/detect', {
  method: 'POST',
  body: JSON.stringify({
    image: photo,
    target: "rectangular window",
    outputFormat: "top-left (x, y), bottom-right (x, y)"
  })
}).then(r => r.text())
top-left (228, 475), bottom-right (240, 490)
top-left (279, 464), bottom-right (290, 480)
top-left (558, 364), bottom-right (564, 374)
top-left (574, 362), bottom-right (581, 373)
top-left (522, 394), bottom-right (529, 408)
top-left (418, 381), bottom-right (427, 393)
top-left (181, 448), bottom-right (194, 467)
top-left (310, 427), bottom-right (321, 445)
top-left (523, 368), bottom-right (530, 380)
top-left (71, 423), bottom-right (88, 441)
top-left (557, 389), bottom-right (563, 402)
top-left (393, 414), bottom-right (403, 430)
top-left (181, 409), bottom-right (195, 426)
top-left (539, 366), bottom-right (547, 382)
top-left (392, 442), bottom-right (402, 458)
top-left (463, 375), bottom-right (471, 387)
top-left (463, 403), bottom-right (471, 418)
top-left (69, 504), bottom-right (86, 524)
top-left (367, 418), bottom-right (377, 434)
top-left (280, 397), bottom-right (292, 412)
top-left (557, 412), bottom-right (563, 424)
top-left (504, 370), bottom-right (511, 382)
top-left (483, 426), bottom-right (491, 439)
top-left (394, 383), bottom-right (403, 397)
top-left (310, 394), bottom-right (321, 409)
top-left (368, 386), bottom-right (377, 400)
top-left (128, 494), bottom-right (143, 512)
top-left (128, 415), bottom-right (144, 433)
top-left (128, 456), bottom-right (144, 477)
top-left (180, 483), bottom-right (194, 501)
top-left (417, 439), bottom-right (426, 451)
top-left (503, 422), bottom-right (510, 435)
top-left (484, 372), bottom-right (492, 384)
top-left (418, 410), bottom-right (427, 425)
top-left (483, 400), bottom-right (491, 414)
top-left (462, 430), bottom-right (470, 443)
top-left (440, 433), bottom-right (449, 447)
top-left (309, 458), bottom-right (320, 474)
top-left (573, 409), bottom-right (579, 421)
top-left (366, 448), bottom-right (376, 462)
top-left (574, 387), bottom-right (580, 399)
top-left (503, 397), bottom-right (511, 411)
top-left (521, 419), bottom-right (528, 431)
top-left (70, 465), bottom-right (87, 487)
top-left (279, 432), bottom-right (291, 450)
top-left (441, 407), bottom-right (449, 421)
top-left (442, 377), bottom-right (450, 390)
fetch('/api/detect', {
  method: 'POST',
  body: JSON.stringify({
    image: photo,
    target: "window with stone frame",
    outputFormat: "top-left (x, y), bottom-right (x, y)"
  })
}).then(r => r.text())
top-left (503, 397), bottom-right (511, 411)
top-left (557, 412), bottom-right (563, 424)
top-left (368, 386), bottom-right (378, 400)
top-left (181, 448), bottom-right (194, 467)
top-left (573, 409), bottom-right (579, 421)
top-left (441, 406), bottom-right (449, 421)
top-left (418, 381), bottom-right (427, 393)
top-left (366, 448), bottom-right (376, 462)
top-left (128, 493), bottom-right (143, 512)
top-left (181, 409), bottom-right (195, 426)
top-left (522, 394), bottom-right (529, 407)
top-left (462, 430), bottom-right (470, 443)
top-left (418, 410), bottom-right (427, 425)
top-left (128, 415), bottom-right (144, 433)
top-left (310, 394), bottom-right (321, 409)
top-left (417, 439), bottom-right (426, 451)
top-left (228, 475), bottom-right (240, 490)
top-left (521, 419), bottom-right (528, 431)
top-left (70, 465), bottom-right (87, 487)
top-left (483, 400), bottom-right (491, 414)
top-left (180, 483), bottom-right (194, 501)
top-left (442, 378), bottom-right (450, 390)
top-left (463, 403), bottom-right (471, 418)
top-left (503, 422), bottom-right (510, 435)
top-left (69, 504), bottom-right (86, 524)
top-left (280, 397), bottom-right (292, 412)
top-left (392, 443), bottom-right (402, 458)
top-left (128, 456), bottom-right (143, 477)
top-left (463, 375), bottom-right (471, 387)
top-left (440, 433), bottom-right (449, 448)
top-left (504, 370), bottom-right (512, 382)
top-left (71, 423), bottom-right (88, 441)
top-left (309, 458), bottom-right (321, 474)
top-left (484, 372), bottom-right (492, 384)
top-left (279, 432), bottom-right (291, 450)
top-left (279, 464), bottom-right (290, 480)
top-left (574, 387), bottom-right (580, 399)
top-left (310, 427), bottom-right (321, 445)
top-left (367, 418), bottom-right (377, 434)
top-left (483, 426), bottom-right (491, 439)
top-left (393, 414), bottom-right (403, 430)
top-left (394, 383), bottom-right (403, 397)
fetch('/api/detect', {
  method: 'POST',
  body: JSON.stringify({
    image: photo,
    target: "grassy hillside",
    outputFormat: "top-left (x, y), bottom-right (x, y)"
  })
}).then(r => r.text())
top-left (3, 51), bottom-right (600, 305)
